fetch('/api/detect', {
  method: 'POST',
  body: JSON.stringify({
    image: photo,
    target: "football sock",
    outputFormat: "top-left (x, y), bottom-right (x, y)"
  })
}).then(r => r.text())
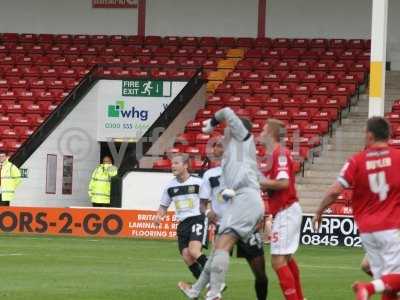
top-left (288, 259), bottom-right (304, 300)
top-left (189, 263), bottom-right (202, 279)
top-left (382, 274), bottom-right (400, 292)
top-left (248, 255), bottom-right (268, 300)
top-left (276, 265), bottom-right (299, 300)
top-left (209, 249), bottom-right (230, 297)
top-left (196, 254), bottom-right (208, 269)
top-left (192, 253), bottom-right (213, 293)
top-left (255, 277), bottom-right (268, 300)
top-left (363, 282), bottom-right (378, 295)
top-left (381, 292), bottom-right (398, 300)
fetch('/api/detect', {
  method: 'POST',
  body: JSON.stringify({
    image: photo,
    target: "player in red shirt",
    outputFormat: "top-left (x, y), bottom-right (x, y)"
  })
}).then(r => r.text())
top-left (259, 119), bottom-right (305, 300)
top-left (313, 116), bottom-right (400, 300)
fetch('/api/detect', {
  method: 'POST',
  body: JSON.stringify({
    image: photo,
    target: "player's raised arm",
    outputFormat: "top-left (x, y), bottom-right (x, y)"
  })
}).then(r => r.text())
top-left (202, 107), bottom-right (250, 141)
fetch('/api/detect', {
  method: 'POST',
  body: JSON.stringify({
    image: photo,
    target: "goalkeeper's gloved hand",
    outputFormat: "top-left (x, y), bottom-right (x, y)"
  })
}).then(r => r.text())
top-left (202, 117), bottom-right (219, 134)
top-left (221, 188), bottom-right (236, 201)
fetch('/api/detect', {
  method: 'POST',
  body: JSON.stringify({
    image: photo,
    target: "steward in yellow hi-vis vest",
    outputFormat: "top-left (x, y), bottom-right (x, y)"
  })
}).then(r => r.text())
top-left (88, 156), bottom-right (117, 207)
top-left (0, 152), bottom-right (21, 206)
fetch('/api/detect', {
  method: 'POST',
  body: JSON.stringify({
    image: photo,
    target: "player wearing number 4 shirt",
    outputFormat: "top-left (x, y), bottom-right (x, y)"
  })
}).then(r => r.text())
top-left (259, 119), bottom-right (305, 300)
top-left (155, 154), bottom-right (208, 280)
top-left (314, 117), bottom-right (400, 300)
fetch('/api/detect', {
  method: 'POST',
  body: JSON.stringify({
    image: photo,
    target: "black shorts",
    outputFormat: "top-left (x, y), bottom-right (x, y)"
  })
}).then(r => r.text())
top-left (236, 231), bottom-right (265, 260)
top-left (215, 225), bottom-right (264, 260)
top-left (177, 215), bottom-right (208, 254)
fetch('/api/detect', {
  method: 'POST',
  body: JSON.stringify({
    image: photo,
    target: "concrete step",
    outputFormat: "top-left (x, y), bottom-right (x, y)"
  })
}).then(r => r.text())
top-left (328, 136), bottom-right (364, 144)
top-left (296, 183), bottom-right (331, 193)
top-left (326, 144), bottom-right (362, 152)
top-left (304, 163), bottom-right (344, 171)
top-left (330, 136), bottom-right (364, 143)
top-left (300, 204), bottom-right (319, 214)
top-left (319, 149), bottom-right (357, 158)
top-left (296, 71), bottom-right (400, 214)
top-left (331, 132), bottom-right (366, 139)
top-left (297, 177), bottom-right (336, 185)
top-left (303, 170), bottom-right (340, 178)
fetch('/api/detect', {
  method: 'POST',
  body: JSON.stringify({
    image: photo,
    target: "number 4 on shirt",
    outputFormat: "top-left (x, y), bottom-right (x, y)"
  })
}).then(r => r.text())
top-left (368, 171), bottom-right (389, 201)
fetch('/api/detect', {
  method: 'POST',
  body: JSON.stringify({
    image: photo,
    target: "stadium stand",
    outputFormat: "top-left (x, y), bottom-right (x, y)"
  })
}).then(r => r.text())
top-left (0, 33), bottom-right (372, 213)
top-left (0, 34), bottom-right (370, 155)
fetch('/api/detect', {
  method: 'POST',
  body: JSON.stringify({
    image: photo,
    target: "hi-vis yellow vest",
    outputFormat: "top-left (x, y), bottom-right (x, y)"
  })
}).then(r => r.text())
top-left (1, 160), bottom-right (21, 201)
top-left (88, 164), bottom-right (117, 204)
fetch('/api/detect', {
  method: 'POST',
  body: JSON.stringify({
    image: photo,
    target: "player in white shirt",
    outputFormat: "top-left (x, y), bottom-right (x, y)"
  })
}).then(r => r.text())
top-left (179, 140), bottom-right (268, 300)
top-left (155, 154), bottom-right (208, 279)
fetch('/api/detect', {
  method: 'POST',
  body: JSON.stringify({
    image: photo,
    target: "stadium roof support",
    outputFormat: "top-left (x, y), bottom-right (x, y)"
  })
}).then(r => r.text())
top-left (258, 0), bottom-right (267, 37)
top-left (138, 0), bottom-right (146, 36)
top-left (369, 0), bottom-right (388, 117)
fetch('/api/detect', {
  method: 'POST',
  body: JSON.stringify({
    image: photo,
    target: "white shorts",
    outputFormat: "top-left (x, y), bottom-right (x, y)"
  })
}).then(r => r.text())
top-left (360, 229), bottom-right (400, 279)
top-left (270, 202), bottom-right (302, 255)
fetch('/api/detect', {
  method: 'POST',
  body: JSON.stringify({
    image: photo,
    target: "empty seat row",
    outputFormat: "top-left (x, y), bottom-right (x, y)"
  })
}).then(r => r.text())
top-left (0, 33), bottom-right (370, 50)
top-left (235, 59), bottom-right (369, 72)
top-left (0, 45), bottom-right (229, 58)
top-left (245, 48), bottom-right (370, 60)
top-left (223, 70), bottom-right (365, 85)
top-left (206, 94), bottom-right (346, 110)
top-left (0, 77), bottom-right (79, 88)
top-left (0, 55), bottom-right (221, 69)
top-left (214, 82), bottom-right (355, 98)
top-left (0, 66), bottom-right (196, 81)
top-left (0, 89), bottom-right (67, 101)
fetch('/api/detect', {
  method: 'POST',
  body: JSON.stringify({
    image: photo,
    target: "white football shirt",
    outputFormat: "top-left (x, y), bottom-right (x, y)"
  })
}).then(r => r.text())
top-left (160, 175), bottom-right (202, 222)
top-left (199, 166), bottom-right (230, 221)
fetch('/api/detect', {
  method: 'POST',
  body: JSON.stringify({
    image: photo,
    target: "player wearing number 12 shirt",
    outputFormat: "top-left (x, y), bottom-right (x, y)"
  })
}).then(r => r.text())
top-left (155, 154), bottom-right (208, 280)
top-left (314, 117), bottom-right (400, 300)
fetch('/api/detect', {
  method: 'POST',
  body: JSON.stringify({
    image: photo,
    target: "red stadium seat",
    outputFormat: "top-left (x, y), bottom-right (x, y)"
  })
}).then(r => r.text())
top-left (199, 37), bottom-right (217, 47)
top-left (3, 139), bottom-right (22, 152)
top-left (292, 38), bottom-right (309, 49)
top-left (254, 37), bottom-right (272, 49)
top-left (273, 38), bottom-right (291, 49)
top-left (185, 120), bottom-right (203, 133)
top-left (189, 159), bottom-right (205, 171)
top-left (237, 38), bottom-right (254, 48)
top-left (14, 126), bottom-right (34, 139)
top-left (153, 159), bottom-right (171, 170)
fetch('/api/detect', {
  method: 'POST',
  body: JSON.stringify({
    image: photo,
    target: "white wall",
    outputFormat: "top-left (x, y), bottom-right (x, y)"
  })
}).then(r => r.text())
top-left (14, 85), bottom-right (100, 207)
top-left (122, 171), bottom-right (174, 209)
top-left (0, 0), bottom-right (138, 34)
top-left (146, 0), bottom-right (258, 37)
top-left (266, 0), bottom-right (400, 68)
top-left (266, 0), bottom-right (371, 39)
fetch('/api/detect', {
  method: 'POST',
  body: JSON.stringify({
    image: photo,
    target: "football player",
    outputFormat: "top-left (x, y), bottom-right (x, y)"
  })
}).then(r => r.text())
top-left (179, 140), bottom-right (268, 300)
top-left (155, 154), bottom-right (208, 279)
top-left (259, 119), bottom-right (305, 300)
top-left (314, 117), bottom-right (400, 300)
top-left (177, 107), bottom-right (264, 300)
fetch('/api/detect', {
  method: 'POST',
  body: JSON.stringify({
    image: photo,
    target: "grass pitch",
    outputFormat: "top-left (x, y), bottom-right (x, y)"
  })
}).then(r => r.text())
top-left (0, 235), bottom-right (374, 299)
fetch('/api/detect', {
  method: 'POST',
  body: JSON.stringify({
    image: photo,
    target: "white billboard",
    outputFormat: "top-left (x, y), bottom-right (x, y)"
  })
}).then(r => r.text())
top-left (97, 80), bottom-right (187, 141)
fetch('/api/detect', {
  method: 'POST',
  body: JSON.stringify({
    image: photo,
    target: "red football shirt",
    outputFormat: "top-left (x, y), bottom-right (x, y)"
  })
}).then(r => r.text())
top-left (264, 145), bottom-right (298, 216)
top-left (338, 146), bottom-right (400, 233)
